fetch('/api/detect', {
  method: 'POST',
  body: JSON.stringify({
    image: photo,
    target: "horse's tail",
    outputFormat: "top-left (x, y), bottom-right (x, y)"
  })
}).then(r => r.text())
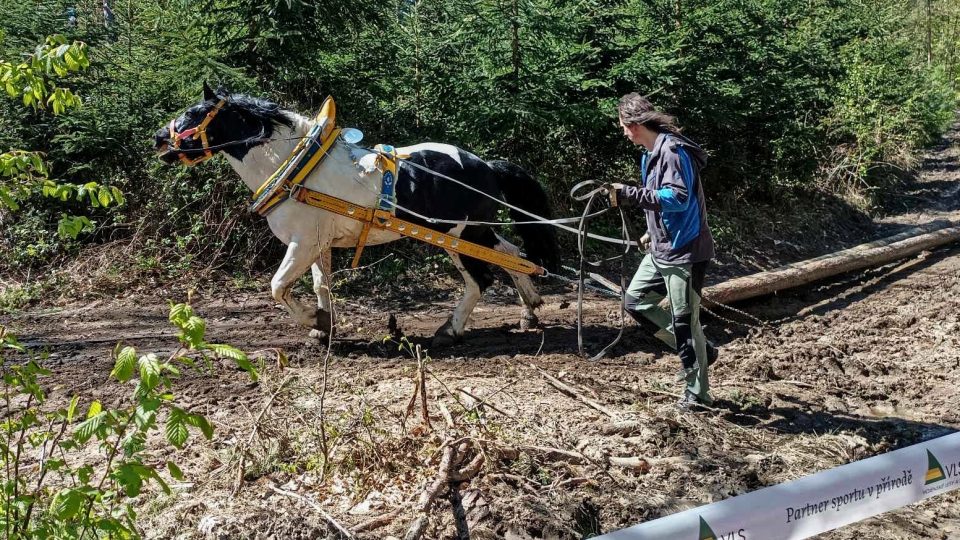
top-left (487, 160), bottom-right (560, 273)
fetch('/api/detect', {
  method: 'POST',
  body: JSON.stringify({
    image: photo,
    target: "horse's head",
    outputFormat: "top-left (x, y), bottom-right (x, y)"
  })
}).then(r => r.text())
top-left (154, 82), bottom-right (293, 166)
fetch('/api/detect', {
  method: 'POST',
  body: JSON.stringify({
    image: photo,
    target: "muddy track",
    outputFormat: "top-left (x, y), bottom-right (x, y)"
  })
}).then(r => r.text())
top-left (5, 129), bottom-right (960, 538)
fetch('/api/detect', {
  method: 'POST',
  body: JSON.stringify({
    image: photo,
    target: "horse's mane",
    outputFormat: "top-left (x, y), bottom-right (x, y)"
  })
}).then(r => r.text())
top-left (227, 93), bottom-right (295, 128)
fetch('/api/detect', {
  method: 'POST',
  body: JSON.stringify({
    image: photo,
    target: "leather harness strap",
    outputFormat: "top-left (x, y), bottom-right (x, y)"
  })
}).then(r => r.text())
top-left (168, 98), bottom-right (227, 166)
top-left (287, 183), bottom-right (545, 276)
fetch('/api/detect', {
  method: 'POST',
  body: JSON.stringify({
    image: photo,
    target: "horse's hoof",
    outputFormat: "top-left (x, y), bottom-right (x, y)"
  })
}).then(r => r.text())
top-left (432, 320), bottom-right (462, 348)
top-left (309, 328), bottom-right (332, 341)
top-left (519, 314), bottom-right (539, 331)
top-left (314, 309), bottom-right (333, 333)
top-left (432, 333), bottom-right (460, 348)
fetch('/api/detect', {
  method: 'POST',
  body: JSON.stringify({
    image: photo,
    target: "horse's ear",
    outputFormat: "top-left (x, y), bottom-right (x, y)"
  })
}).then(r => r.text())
top-left (202, 81), bottom-right (217, 102)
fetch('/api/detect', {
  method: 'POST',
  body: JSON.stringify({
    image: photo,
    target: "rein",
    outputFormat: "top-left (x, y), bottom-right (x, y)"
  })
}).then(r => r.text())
top-left (570, 180), bottom-right (634, 361)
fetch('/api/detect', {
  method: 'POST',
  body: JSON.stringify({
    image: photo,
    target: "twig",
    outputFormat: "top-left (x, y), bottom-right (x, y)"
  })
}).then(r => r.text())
top-left (437, 401), bottom-right (455, 429)
top-left (451, 452), bottom-right (485, 482)
top-left (457, 387), bottom-right (514, 418)
top-left (552, 477), bottom-right (592, 490)
top-left (472, 438), bottom-right (585, 464)
top-left (416, 345), bottom-right (431, 429)
top-left (608, 456), bottom-right (651, 472)
top-left (766, 379), bottom-right (816, 389)
top-left (529, 363), bottom-right (619, 419)
top-left (601, 420), bottom-right (643, 436)
top-left (487, 473), bottom-right (540, 494)
top-left (522, 444), bottom-right (587, 465)
top-left (609, 455), bottom-right (692, 471)
top-left (330, 253), bottom-right (395, 277)
top-left (404, 444), bottom-right (458, 540)
top-left (269, 485), bottom-right (354, 539)
top-left (638, 387), bottom-right (682, 399)
top-left (352, 508), bottom-right (403, 533)
top-left (318, 306), bottom-right (335, 471)
top-left (403, 345), bottom-right (433, 431)
top-left (232, 375), bottom-right (295, 496)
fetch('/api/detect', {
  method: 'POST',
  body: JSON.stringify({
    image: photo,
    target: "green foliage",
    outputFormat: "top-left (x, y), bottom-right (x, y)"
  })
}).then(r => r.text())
top-left (0, 0), bottom-right (957, 274)
top-left (0, 303), bottom-right (257, 539)
top-left (0, 35), bottom-right (88, 112)
top-left (168, 302), bottom-right (257, 379)
top-left (0, 33), bottom-right (124, 266)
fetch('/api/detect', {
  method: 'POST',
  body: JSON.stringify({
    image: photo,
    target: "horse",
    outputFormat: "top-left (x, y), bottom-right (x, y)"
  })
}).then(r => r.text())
top-left (154, 84), bottom-right (560, 345)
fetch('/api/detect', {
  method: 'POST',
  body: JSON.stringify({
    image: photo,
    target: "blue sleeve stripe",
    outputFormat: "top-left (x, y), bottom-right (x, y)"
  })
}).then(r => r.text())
top-left (657, 186), bottom-right (683, 210)
top-left (641, 153), bottom-right (648, 186)
top-left (678, 147), bottom-right (694, 191)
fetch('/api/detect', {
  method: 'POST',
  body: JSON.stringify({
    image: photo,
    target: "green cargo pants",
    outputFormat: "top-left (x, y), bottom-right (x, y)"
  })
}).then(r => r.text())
top-left (624, 254), bottom-right (711, 404)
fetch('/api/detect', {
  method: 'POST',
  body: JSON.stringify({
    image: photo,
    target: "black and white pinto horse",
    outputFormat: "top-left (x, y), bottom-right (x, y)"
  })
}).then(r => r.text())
top-left (155, 85), bottom-right (560, 345)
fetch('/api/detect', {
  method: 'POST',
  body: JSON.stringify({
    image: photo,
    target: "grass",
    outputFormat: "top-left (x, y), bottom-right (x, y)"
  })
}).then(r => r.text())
top-left (0, 280), bottom-right (43, 313)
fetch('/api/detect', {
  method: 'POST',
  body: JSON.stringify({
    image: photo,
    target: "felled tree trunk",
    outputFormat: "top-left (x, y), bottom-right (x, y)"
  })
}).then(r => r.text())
top-left (704, 220), bottom-right (960, 306)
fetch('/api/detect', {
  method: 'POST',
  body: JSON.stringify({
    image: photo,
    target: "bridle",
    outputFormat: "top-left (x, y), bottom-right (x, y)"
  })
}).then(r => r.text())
top-left (167, 98), bottom-right (227, 166)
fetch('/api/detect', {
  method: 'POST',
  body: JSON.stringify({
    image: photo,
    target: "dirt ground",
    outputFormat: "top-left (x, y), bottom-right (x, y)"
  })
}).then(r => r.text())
top-left (5, 130), bottom-right (960, 538)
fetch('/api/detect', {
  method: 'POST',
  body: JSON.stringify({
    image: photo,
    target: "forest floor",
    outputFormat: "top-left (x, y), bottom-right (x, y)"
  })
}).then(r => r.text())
top-left (5, 125), bottom-right (960, 539)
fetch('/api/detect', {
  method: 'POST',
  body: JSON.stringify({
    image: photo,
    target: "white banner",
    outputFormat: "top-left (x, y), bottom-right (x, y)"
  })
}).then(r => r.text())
top-left (597, 432), bottom-right (960, 540)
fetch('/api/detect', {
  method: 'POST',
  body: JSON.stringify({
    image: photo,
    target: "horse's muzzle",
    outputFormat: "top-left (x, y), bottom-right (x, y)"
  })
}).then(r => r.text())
top-left (153, 129), bottom-right (177, 163)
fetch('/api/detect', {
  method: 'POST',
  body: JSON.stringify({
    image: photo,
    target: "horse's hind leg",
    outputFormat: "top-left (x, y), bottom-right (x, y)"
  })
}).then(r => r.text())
top-left (494, 233), bottom-right (543, 330)
top-left (271, 240), bottom-right (332, 335)
top-left (309, 248), bottom-right (335, 339)
top-left (433, 251), bottom-right (489, 347)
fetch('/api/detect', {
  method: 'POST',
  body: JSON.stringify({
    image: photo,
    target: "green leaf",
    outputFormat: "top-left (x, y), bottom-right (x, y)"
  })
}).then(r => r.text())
top-left (138, 354), bottom-right (161, 390)
top-left (75, 412), bottom-right (105, 443)
top-left (166, 461), bottom-right (184, 481)
top-left (165, 408), bottom-right (189, 448)
top-left (185, 413), bottom-right (214, 440)
top-left (86, 400), bottom-right (102, 419)
top-left (0, 188), bottom-right (19, 210)
top-left (207, 343), bottom-right (257, 379)
top-left (50, 488), bottom-right (85, 519)
top-left (208, 343), bottom-right (245, 361)
top-left (182, 316), bottom-right (206, 346)
top-left (150, 467), bottom-right (172, 495)
top-left (111, 346), bottom-right (137, 382)
top-left (168, 303), bottom-right (190, 326)
top-left (112, 463), bottom-right (145, 497)
top-left (66, 395), bottom-right (79, 422)
top-left (77, 465), bottom-right (93, 484)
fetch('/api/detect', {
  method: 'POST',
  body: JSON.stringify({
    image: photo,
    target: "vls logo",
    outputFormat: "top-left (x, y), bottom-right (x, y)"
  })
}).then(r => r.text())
top-left (926, 450), bottom-right (947, 485)
top-left (699, 516), bottom-right (746, 540)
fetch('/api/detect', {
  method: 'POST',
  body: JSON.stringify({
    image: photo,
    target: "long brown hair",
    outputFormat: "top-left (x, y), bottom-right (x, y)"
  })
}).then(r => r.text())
top-left (618, 93), bottom-right (681, 136)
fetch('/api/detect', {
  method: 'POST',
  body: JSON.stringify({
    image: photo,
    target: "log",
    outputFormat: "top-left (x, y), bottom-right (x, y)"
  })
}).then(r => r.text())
top-left (703, 221), bottom-right (960, 306)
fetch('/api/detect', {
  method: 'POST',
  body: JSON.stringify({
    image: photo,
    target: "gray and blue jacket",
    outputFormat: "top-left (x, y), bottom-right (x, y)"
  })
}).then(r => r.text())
top-left (618, 132), bottom-right (715, 265)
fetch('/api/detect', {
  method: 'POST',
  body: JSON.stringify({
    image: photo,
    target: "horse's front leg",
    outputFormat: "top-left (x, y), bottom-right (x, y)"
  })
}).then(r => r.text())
top-left (433, 251), bottom-right (485, 347)
top-left (271, 240), bottom-right (331, 335)
top-left (309, 248), bottom-right (335, 339)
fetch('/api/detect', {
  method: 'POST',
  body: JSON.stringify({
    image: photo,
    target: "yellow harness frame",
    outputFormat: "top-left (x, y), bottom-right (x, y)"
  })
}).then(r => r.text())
top-left (252, 97), bottom-right (545, 277)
